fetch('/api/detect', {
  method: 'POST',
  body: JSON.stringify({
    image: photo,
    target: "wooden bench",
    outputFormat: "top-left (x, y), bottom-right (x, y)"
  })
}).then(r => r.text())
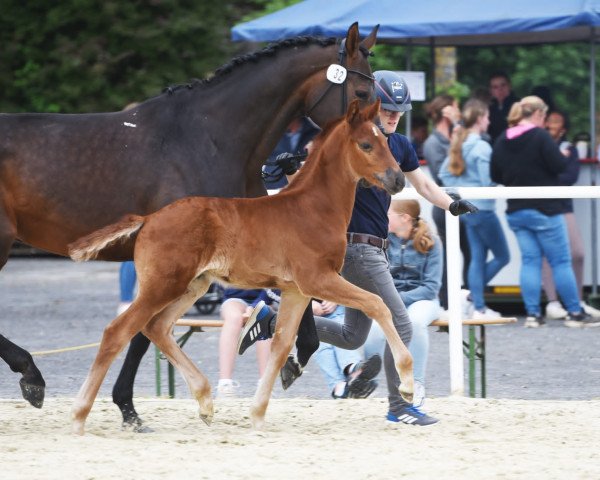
top-left (155, 316), bottom-right (517, 398)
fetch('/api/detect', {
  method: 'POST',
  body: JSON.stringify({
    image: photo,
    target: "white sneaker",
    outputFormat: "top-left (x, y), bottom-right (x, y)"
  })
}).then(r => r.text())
top-left (438, 307), bottom-right (449, 321)
top-left (117, 302), bottom-right (132, 315)
top-left (216, 379), bottom-right (240, 399)
top-left (471, 307), bottom-right (501, 320)
top-left (412, 381), bottom-right (426, 408)
top-left (581, 301), bottom-right (600, 318)
top-left (460, 289), bottom-right (474, 318)
top-left (545, 301), bottom-right (567, 319)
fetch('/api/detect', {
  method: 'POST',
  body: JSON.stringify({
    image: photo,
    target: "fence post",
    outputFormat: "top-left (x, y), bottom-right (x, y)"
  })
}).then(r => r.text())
top-left (445, 210), bottom-right (464, 395)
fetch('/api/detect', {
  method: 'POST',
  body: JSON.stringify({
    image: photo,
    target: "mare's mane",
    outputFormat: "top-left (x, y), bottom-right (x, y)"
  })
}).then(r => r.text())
top-left (163, 36), bottom-right (338, 96)
top-left (162, 36), bottom-right (373, 96)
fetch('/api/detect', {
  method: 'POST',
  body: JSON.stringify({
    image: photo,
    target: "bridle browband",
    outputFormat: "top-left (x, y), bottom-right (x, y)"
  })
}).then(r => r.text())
top-left (304, 38), bottom-right (375, 118)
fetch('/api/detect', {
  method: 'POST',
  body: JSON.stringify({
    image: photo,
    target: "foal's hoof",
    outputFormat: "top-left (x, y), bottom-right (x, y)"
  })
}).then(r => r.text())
top-left (399, 385), bottom-right (414, 404)
top-left (199, 411), bottom-right (213, 426)
top-left (19, 378), bottom-right (45, 409)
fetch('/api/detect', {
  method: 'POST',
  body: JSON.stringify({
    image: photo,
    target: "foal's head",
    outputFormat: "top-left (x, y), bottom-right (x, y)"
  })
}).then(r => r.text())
top-left (343, 99), bottom-right (405, 194)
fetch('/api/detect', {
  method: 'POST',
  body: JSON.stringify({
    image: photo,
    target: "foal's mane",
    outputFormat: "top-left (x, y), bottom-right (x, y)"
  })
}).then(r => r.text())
top-left (162, 36), bottom-right (340, 95)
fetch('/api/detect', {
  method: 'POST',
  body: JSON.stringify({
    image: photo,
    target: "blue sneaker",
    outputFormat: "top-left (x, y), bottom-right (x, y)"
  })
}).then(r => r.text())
top-left (237, 301), bottom-right (274, 355)
top-left (386, 405), bottom-right (439, 426)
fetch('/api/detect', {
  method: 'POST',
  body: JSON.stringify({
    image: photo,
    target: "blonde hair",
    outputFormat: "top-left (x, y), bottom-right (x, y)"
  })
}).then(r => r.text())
top-left (448, 99), bottom-right (489, 176)
top-left (390, 199), bottom-right (434, 254)
top-left (507, 95), bottom-right (548, 127)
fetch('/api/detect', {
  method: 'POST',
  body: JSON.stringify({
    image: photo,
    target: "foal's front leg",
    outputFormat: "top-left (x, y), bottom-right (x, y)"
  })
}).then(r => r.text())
top-left (250, 291), bottom-right (309, 429)
top-left (300, 272), bottom-right (414, 403)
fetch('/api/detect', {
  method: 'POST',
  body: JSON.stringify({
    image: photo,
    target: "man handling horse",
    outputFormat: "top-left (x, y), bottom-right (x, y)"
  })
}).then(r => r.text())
top-left (239, 71), bottom-right (477, 426)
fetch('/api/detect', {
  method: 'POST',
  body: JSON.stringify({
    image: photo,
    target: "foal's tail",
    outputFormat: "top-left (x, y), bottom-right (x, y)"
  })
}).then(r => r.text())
top-left (68, 215), bottom-right (145, 262)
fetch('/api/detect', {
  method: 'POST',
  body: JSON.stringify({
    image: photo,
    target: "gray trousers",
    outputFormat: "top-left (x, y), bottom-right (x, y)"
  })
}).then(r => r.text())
top-left (314, 243), bottom-right (413, 412)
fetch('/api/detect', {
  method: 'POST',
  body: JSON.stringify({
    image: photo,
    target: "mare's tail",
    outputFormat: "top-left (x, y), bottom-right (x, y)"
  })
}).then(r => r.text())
top-left (68, 215), bottom-right (145, 262)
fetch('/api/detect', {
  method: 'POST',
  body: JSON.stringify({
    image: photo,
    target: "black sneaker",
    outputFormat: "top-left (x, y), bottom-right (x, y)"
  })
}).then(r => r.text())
top-left (524, 315), bottom-right (546, 328)
top-left (564, 311), bottom-right (600, 328)
top-left (237, 301), bottom-right (274, 355)
top-left (345, 354), bottom-right (382, 399)
top-left (386, 405), bottom-right (439, 426)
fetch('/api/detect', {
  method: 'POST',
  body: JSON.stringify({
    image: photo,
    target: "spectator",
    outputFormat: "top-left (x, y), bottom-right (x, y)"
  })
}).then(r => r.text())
top-left (423, 94), bottom-right (471, 312)
top-left (313, 302), bottom-right (381, 399)
top-left (542, 110), bottom-right (600, 319)
top-left (217, 288), bottom-right (276, 398)
top-left (410, 115), bottom-right (429, 159)
top-left (488, 71), bottom-right (519, 143)
top-left (386, 198), bottom-right (443, 407)
top-left (439, 99), bottom-right (510, 319)
top-left (490, 96), bottom-right (600, 328)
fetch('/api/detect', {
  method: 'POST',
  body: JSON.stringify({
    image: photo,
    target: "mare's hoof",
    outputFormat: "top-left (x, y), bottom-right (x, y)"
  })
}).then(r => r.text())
top-left (199, 411), bottom-right (213, 426)
top-left (19, 378), bottom-right (45, 409)
top-left (122, 417), bottom-right (154, 433)
top-left (280, 355), bottom-right (303, 390)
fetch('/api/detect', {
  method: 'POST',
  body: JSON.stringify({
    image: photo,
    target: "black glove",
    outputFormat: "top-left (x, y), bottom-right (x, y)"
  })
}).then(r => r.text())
top-left (449, 199), bottom-right (478, 216)
top-left (275, 152), bottom-right (300, 175)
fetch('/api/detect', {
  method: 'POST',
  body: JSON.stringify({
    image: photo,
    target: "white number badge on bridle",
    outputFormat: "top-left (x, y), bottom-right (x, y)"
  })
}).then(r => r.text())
top-left (326, 64), bottom-right (347, 84)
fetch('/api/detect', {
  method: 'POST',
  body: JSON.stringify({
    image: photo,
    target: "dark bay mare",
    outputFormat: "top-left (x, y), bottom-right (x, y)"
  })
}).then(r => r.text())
top-left (68, 99), bottom-right (411, 435)
top-left (0, 22), bottom-right (379, 426)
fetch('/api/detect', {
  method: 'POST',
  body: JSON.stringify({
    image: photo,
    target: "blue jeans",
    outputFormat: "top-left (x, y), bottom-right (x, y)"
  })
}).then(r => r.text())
top-left (462, 210), bottom-right (510, 311)
top-left (364, 299), bottom-right (439, 385)
top-left (314, 306), bottom-right (363, 391)
top-left (119, 261), bottom-right (137, 302)
top-left (507, 209), bottom-right (580, 315)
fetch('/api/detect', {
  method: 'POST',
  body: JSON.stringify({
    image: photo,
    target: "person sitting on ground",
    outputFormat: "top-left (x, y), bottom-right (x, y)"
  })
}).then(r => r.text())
top-left (490, 96), bottom-right (600, 328)
top-left (542, 110), bottom-right (600, 320)
top-left (238, 71), bottom-right (478, 426)
top-left (217, 288), bottom-right (276, 398)
top-left (439, 99), bottom-right (510, 319)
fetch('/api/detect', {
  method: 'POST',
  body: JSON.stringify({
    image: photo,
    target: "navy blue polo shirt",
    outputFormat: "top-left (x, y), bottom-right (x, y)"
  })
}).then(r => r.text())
top-left (347, 133), bottom-right (419, 239)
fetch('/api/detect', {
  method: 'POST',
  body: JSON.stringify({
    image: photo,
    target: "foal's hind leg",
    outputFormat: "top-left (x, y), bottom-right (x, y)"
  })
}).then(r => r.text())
top-left (142, 277), bottom-right (215, 426)
top-left (299, 272), bottom-right (414, 403)
top-left (250, 291), bottom-right (310, 429)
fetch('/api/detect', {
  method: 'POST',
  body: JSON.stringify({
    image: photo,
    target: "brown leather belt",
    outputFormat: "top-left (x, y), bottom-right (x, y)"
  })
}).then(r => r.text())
top-left (346, 232), bottom-right (389, 250)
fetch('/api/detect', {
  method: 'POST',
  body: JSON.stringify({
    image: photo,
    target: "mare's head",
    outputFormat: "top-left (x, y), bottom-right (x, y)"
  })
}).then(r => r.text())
top-left (303, 22), bottom-right (379, 126)
top-left (342, 99), bottom-right (405, 195)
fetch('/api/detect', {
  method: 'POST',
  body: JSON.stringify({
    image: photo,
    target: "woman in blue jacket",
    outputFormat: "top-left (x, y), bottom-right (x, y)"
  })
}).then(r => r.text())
top-left (440, 99), bottom-right (510, 319)
top-left (384, 198), bottom-right (442, 407)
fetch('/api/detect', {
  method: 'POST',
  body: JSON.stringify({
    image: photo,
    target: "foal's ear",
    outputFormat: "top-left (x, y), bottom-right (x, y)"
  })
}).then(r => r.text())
top-left (360, 24), bottom-right (379, 51)
top-left (345, 22), bottom-right (360, 59)
top-left (346, 99), bottom-right (361, 124)
top-left (364, 98), bottom-right (380, 121)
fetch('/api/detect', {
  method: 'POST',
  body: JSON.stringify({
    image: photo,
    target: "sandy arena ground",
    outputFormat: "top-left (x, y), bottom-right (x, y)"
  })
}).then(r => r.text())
top-left (1, 396), bottom-right (599, 479)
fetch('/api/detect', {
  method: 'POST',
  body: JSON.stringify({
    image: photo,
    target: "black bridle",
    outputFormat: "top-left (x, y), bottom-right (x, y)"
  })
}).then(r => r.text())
top-left (305, 38), bottom-right (375, 118)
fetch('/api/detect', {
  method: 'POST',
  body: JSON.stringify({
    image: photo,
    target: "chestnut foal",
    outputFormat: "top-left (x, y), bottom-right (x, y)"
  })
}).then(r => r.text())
top-left (68, 99), bottom-right (413, 434)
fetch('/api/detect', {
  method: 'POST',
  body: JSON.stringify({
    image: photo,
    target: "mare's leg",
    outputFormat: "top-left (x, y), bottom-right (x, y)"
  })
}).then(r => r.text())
top-left (251, 291), bottom-right (310, 429)
top-left (298, 271), bottom-right (414, 403)
top-left (0, 207), bottom-right (45, 407)
top-left (295, 304), bottom-right (319, 367)
top-left (111, 332), bottom-right (151, 429)
top-left (142, 276), bottom-right (214, 425)
top-left (0, 335), bottom-right (45, 408)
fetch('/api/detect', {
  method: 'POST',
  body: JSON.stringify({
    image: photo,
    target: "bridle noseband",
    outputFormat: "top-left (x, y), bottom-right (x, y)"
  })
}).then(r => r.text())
top-left (305, 38), bottom-right (375, 118)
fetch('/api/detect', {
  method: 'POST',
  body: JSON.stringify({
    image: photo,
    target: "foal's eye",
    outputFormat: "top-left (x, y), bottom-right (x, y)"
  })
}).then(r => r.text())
top-left (355, 90), bottom-right (369, 100)
top-left (359, 142), bottom-right (372, 152)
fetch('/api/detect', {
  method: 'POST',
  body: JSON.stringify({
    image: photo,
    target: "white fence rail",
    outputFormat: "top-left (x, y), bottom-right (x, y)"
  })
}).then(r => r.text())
top-left (395, 185), bottom-right (600, 395)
